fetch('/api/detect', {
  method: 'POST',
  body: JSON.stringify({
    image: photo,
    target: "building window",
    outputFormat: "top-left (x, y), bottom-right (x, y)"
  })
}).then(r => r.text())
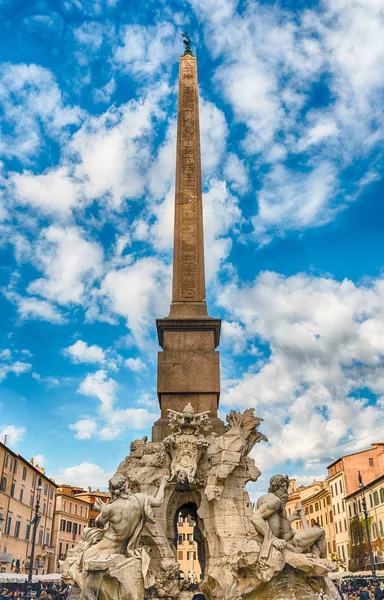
top-left (60, 519), bottom-right (66, 532)
top-left (38, 529), bottom-right (43, 545)
top-left (5, 515), bottom-right (12, 535)
top-left (13, 459), bottom-right (18, 474)
top-left (30, 494), bottom-right (34, 507)
top-left (43, 503), bottom-right (46, 515)
top-left (19, 488), bottom-right (24, 502)
top-left (320, 515), bottom-right (323, 526)
top-left (9, 457), bottom-right (13, 472)
top-left (337, 503), bottom-right (340, 514)
top-left (315, 502), bottom-right (319, 511)
top-left (66, 521), bottom-right (72, 533)
top-left (339, 480), bottom-right (343, 494)
top-left (178, 551), bottom-right (183, 560)
top-left (331, 485), bottom-right (334, 498)
top-left (335, 522), bottom-right (338, 533)
top-left (73, 523), bottom-right (78, 537)
top-left (325, 513), bottom-right (328, 524)
top-left (369, 458), bottom-right (374, 466)
top-left (373, 491), bottom-right (379, 506)
top-left (80, 506), bottom-right (83, 517)
top-left (358, 499), bottom-right (361, 513)
top-left (327, 496), bottom-right (331, 505)
top-left (344, 519), bottom-right (347, 531)
top-left (348, 505), bottom-right (352, 518)
top-left (10, 481), bottom-right (15, 497)
top-left (25, 522), bottom-right (31, 540)
top-left (44, 483), bottom-right (48, 495)
top-left (341, 545), bottom-right (345, 560)
top-left (4, 454), bottom-right (9, 469)
top-left (46, 532), bottom-right (50, 546)
top-left (178, 534), bottom-right (183, 544)
top-left (85, 508), bottom-right (87, 518)
top-left (14, 520), bottom-right (21, 538)
top-left (59, 542), bottom-right (63, 559)
top-left (78, 524), bottom-right (81, 535)
top-left (22, 466), bottom-right (27, 481)
top-left (0, 476), bottom-right (7, 492)
top-left (69, 502), bottom-right (72, 514)
top-left (372, 522), bottom-right (378, 539)
top-left (309, 505), bottom-right (313, 514)
top-left (329, 511), bottom-right (333, 523)
top-left (75, 504), bottom-right (78, 516)
top-left (32, 474), bottom-right (36, 487)
top-left (369, 494), bottom-right (373, 508)
top-left (50, 487), bottom-right (54, 500)
top-left (188, 551), bottom-right (194, 560)
top-left (380, 521), bottom-right (384, 536)
top-left (333, 540), bottom-right (336, 552)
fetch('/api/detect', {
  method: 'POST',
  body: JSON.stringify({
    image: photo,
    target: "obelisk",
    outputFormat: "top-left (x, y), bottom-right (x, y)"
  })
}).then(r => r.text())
top-left (152, 36), bottom-right (225, 442)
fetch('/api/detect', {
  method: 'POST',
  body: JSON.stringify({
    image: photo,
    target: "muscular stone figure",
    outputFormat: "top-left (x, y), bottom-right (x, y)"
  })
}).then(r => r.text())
top-left (250, 474), bottom-right (327, 558)
top-left (81, 473), bottom-right (171, 562)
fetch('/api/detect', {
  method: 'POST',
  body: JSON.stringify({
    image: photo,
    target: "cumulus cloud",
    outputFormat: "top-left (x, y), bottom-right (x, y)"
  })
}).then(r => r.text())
top-left (0, 63), bottom-right (82, 163)
top-left (0, 425), bottom-right (26, 446)
top-left (51, 461), bottom-right (113, 489)
top-left (77, 370), bottom-right (118, 413)
top-left (69, 418), bottom-right (98, 440)
top-left (124, 357), bottom-right (148, 373)
top-left (28, 225), bottom-right (103, 305)
top-left (218, 271), bottom-right (384, 471)
top-left (65, 340), bottom-right (107, 366)
top-left (0, 360), bottom-right (32, 382)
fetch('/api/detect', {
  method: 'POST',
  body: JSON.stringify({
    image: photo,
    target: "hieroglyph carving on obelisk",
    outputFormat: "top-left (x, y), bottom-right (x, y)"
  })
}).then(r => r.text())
top-left (172, 54), bottom-right (206, 306)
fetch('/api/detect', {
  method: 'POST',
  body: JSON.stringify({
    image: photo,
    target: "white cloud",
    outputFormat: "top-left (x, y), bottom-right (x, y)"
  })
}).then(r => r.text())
top-left (124, 357), bottom-right (148, 373)
top-left (0, 425), bottom-right (26, 447)
top-left (252, 162), bottom-right (337, 243)
top-left (114, 22), bottom-right (178, 77)
top-left (51, 461), bottom-right (113, 489)
top-left (65, 340), bottom-right (106, 365)
top-left (32, 372), bottom-right (60, 387)
top-left (77, 369), bottom-right (118, 413)
top-left (32, 454), bottom-right (46, 467)
top-left (16, 296), bottom-right (65, 324)
top-left (12, 167), bottom-right (80, 216)
top-left (101, 257), bottom-right (171, 347)
top-left (69, 418), bottom-right (98, 440)
top-left (218, 271), bottom-right (384, 471)
top-left (0, 63), bottom-right (82, 163)
top-left (0, 361), bottom-right (32, 382)
top-left (28, 225), bottom-right (103, 305)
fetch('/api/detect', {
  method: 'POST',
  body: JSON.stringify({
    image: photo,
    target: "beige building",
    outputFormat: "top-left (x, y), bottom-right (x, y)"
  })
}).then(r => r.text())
top-left (345, 473), bottom-right (384, 570)
top-left (287, 479), bottom-right (335, 558)
top-left (327, 443), bottom-right (384, 567)
top-left (0, 440), bottom-right (57, 573)
top-left (177, 514), bottom-right (202, 582)
top-left (51, 485), bottom-right (91, 572)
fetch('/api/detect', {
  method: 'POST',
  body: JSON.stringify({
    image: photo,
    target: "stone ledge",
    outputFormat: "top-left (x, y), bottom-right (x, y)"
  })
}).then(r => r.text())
top-left (156, 318), bottom-right (221, 348)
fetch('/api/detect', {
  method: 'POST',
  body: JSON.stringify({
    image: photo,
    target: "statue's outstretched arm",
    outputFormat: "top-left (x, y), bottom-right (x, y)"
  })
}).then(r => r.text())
top-left (147, 476), bottom-right (172, 507)
top-left (96, 503), bottom-right (111, 526)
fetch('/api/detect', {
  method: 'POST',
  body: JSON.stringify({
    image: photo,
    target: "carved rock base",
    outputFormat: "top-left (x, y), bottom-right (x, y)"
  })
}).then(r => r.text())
top-left (247, 567), bottom-right (338, 600)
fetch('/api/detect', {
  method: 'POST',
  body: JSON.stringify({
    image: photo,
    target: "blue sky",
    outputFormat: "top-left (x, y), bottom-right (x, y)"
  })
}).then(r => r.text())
top-left (1, 0), bottom-right (384, 496)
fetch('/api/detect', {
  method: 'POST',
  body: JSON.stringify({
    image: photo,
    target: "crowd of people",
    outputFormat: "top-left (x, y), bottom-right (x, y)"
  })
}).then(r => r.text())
top-left (0, 584), bottom-right (69, 600)
top-left (333, 578), bottom-right (384, 599)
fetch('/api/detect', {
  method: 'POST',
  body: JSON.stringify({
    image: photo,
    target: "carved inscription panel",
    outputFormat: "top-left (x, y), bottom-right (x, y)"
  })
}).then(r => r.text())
top-left (176, 57), bottom-right (201, 301)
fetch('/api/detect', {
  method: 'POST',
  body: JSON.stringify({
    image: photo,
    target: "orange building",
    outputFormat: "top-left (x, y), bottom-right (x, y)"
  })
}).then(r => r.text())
top-left (0, 441), bottom-right (57, 574)
top-left (286, 479), bottom-right (335, 558)
top-left (176, 514), bottom-right (201, 582)
top-left (327, 443), bottom-right (384, 567)
top-left (51, 485), bottom-right (91, 571)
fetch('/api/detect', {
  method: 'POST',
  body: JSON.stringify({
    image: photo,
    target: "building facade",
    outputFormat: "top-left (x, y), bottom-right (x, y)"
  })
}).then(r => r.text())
top-left (51, 485), bottom-right (91, 572)
top-left (177, 514), bottom-right (201, 582)
top-left (327, 443), bottom-right (384, 567)
top-left (346, 473), bottom-right (384, 570)
top-left (0, 441), bottom-right (57, 573)
top-left (73, 487), bottom-right (110, 527)
top-left (287, 479), bottom-right (335, 558)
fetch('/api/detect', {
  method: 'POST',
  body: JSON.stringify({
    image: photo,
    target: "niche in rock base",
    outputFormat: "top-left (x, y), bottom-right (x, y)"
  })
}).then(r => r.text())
top-left (175, 503), bottom-right (204, 584)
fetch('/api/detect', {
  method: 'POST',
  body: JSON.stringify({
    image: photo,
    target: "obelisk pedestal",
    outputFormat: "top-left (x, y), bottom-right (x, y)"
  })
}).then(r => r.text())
top-left (152, 52), bottom-right (225, 442)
